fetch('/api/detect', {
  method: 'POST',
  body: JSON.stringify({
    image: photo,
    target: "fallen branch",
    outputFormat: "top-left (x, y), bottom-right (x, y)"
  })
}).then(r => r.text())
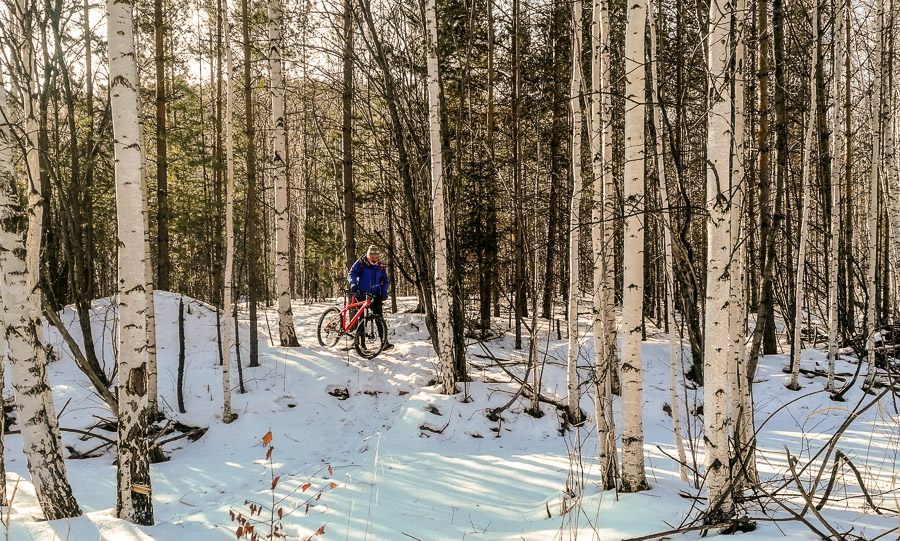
top-left (42, 297), bottom-right (118, 413)
top-left (621, 520), bottom-right (742, 541)
top-left (7, 427), bottom-right (116, 445)
top-left (786, 449), bottom-right (844, 540)
top-left (476, 344), bottom-right (567, 410)
top-left (157, 427), bottom-right (209, 446)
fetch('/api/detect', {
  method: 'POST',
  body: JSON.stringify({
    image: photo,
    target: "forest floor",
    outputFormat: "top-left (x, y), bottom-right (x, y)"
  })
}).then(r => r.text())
top-left (3, 292), bottom-right (898, 540)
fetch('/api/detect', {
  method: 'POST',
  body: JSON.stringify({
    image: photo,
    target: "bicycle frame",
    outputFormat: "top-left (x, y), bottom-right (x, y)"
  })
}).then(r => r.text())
top-left (340, 296), bottom-right (372, 333)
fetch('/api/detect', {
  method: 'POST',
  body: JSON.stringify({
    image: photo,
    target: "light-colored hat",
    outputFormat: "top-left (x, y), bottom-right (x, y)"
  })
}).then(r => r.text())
top-left (366, 245), bottom-right (381, 258)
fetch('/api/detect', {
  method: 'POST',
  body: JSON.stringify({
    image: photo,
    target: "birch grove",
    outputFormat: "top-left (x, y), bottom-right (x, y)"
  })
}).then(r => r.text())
top-left (2, 0), bottom-right (900, 533)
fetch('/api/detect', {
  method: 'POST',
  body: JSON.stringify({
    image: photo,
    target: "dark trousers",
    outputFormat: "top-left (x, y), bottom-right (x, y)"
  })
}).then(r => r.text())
top-left (354, 295), bottom-right (383, 317)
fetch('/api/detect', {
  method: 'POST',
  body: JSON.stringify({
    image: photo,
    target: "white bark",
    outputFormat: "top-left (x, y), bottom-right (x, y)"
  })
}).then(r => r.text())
top-left (885, 7), bottom-right (900, 328)
top-left (0, 75), bottom-right (9, 504)
top-left (621, 0), bottom-right (648, 493)
top-left (789, 7), bottom-right (818, 391)
top-left (425, 0), bottom-right (456, 394)
top-left (591, 0), bottom-right (617, 490)
top-left (703, 0), bottom-right (734, 519)
top-left (143, 174), bottom-right (158, 419)
top-left (648, 1), bottom-right (688, 484)
top-left (270, 0), bottom-right (298, 347)
top-left (0, 75), bottom-right (11, 508)
top-left (222, 0), bottom-right (235, 421)
top-left (137, 55), bottom-right (159, 422)
top-left (0, 7), bottom-right (82, 519)
top-left (865, 0), bottom-right (884, 389)
top-left (827, 0), bottom-right (845, 390)
top-left (567, 0), bottom-right (584, 422)
top-left (108, 0), bottom-right (154, 524)
top-left (600, 0), bottom-right (617, 472)
top-left (728, 0), bottom-right (755, 487)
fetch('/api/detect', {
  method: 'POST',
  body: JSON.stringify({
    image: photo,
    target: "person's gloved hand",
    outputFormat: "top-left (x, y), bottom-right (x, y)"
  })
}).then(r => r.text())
top-left (350, 284), bottom-right (359, 294)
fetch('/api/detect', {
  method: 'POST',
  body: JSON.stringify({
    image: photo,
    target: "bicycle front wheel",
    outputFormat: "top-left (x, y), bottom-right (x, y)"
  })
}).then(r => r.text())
top-left (317, 307), bottom-right (343, 347)
top-left (355, 315), bottom-right (386, 359)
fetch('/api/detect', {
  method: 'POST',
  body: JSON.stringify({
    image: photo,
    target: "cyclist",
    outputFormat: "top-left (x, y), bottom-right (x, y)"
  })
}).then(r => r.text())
top-left (349, 245), bottom-right (393, 350)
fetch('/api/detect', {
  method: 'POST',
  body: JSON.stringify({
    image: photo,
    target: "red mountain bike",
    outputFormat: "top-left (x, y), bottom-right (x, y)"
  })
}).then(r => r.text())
top-left (317, 291), bottom-right (387, 359)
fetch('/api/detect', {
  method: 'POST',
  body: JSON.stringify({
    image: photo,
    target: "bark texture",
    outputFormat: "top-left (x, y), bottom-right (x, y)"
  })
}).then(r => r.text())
top-left (269, 0), bottom-right (299, 347)
top-left (702, 0), bottom-right (734, 519)
top-left (621, 0), bottom-right (649, 493)
top-left (108, 0), bottom-right (154, 523)
top-left (424, 0), bottom-right (457, 394)
top-left (567, 0), bottom-right (584, 423)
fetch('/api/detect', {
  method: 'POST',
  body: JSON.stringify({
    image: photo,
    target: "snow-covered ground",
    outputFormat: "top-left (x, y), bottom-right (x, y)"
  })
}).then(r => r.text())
top-left (3, 293), bottom-right (897, 540)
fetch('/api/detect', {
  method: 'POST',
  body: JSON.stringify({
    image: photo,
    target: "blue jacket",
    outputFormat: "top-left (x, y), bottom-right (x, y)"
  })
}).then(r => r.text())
top-left (349, 257), bottom-right (389, 300)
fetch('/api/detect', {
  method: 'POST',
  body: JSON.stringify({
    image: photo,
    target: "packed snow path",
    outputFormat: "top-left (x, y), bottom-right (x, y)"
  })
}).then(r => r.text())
top-left (2, 293), bottom-right (897, 539)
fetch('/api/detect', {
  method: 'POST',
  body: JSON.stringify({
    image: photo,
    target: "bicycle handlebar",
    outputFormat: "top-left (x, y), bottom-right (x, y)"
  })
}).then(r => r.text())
top-left (347, 287), bottom-right (379, 300)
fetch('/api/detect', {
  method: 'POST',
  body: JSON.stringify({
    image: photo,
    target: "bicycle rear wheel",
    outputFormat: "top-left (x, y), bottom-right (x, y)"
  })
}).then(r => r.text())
top-left (355, 315), bottom-right (386, 359)
top-left (317, 307), bottom-right (343, 347)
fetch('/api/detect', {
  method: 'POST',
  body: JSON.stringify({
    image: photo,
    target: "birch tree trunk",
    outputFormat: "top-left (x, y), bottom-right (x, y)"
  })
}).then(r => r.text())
top-left (0, 74), bottom-right (12, 508)
top-left (703, 0), bottom-right (734, 519)
top-left (600, 0), bottom-right (616, 407)
top-left (0, 3), bottom-right (81, 518)
top-left (827, 0), bottom-right (845, 390)
top-left (143, 125), bottom-right (159, 423)
top-left (222, 0), bottom-right (236, 421)
top-left (728, 0), bottom-right (755, 487)
top-left (885, 3), bottom-right (900, 325)
top-left (788, 5), bottom-right (818, 391)
top-left (567, 0), bottom-right (585, 424)
top-left (865, 0), bottom-right (884, 389)
top-left (138, 27), bottom-right (159, 421)
top-left (648, 1), bottom-right (688, 484)
top-left (424, 0), bottom-right (456, 395)
top-left (270, 0), bottom-right (299, 347)
top-left (109, 0), bottom-right (154, 523)
top-left (621, 0), bottom-right (649, 493)
top-left (242, 0), bottom-right (260, 367)
top-left (591, 0), bottom-right (617, 491)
